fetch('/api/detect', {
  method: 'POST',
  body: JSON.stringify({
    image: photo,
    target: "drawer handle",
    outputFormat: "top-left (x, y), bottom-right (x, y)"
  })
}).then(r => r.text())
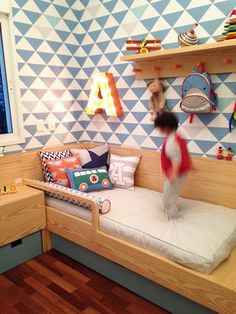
top-left (11, 239), bottom-right (22, 248)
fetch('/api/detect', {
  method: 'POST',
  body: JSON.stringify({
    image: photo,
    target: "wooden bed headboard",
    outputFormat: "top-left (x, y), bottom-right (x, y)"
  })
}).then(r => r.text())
top-left (0, 142), bottom-right (235, 209)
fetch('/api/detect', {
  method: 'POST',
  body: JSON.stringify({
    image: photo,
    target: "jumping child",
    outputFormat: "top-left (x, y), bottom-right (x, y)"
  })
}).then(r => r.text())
top-left (154, 112), bottom-right (192, 220)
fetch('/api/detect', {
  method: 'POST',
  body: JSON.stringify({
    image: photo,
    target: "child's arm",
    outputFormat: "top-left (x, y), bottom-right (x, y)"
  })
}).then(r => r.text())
top-left (165, 135), bottom-right (181, 182)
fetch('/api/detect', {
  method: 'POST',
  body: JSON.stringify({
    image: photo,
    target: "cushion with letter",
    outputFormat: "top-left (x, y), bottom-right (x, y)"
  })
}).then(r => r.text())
top-left (108, 154), bottom-right (141, 190)
top-left (66, 167), bottom-right (112, 192)
top-left (70, 144), bottom-right (110, 171)
top-left (44, 156), bottom-right (81, 187)
top-left (39, 150), bottom-right (72, 182)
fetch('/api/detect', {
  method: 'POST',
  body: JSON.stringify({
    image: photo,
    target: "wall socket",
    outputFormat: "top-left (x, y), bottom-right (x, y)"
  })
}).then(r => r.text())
top-left (36, 119), bottom-right (45, 132)
top-left (48, 119), bottom-right (56, 131)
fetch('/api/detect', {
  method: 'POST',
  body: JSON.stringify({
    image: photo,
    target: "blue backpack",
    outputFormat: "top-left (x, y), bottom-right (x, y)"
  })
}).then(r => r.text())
top-left (180, 63), bottom-right (217, 122)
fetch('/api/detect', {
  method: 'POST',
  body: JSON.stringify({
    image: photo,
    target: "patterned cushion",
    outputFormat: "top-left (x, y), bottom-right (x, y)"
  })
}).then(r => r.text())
top-left (70, 144), bottom-right (110, 171)
top-left (66, 167), bottom-right (112, 192)
top-left (109, 154), bottom-right (141, 190)
top-left (39, 150), bottom-right (72, 182)
top-left (44, 156), bottom-right (81, 187)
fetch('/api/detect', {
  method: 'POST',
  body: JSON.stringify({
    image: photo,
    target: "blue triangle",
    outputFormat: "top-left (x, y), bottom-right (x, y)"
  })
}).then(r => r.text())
top-left (22, 10), bottom-right (41, 24)
top-left (52, 112), bottom-right (67, 120)
top-left (89, 54), bottom-right (103, 64)
top-left (142, 124), bottom-right (155, 135)
top-left (63, 121), bottom-right (76, 131)
top-left (66, 43), bottom-right (78, 55)
top-left (75, 56), bottom-right (86, 67)
top-left (54, 4), bottom-right (69, 17)
top-left (172, 85), bottom-right (182, 96)
top-left (151, 2), bottom-right (169, 15)
top-left (34, 112), bottom-right (49, 120)
top-left (47, 40), bottom-right (62, 53)
top-left (14, 22), bottom-right (32, 35)
top-left (104, 0), bottom-right (117, 13)
top-left (86, 131), bottom-right (97, 140)
top-left (83, 67), bottom-right (95, 77)
top-left (208, 127), bottom-right (229, 140)
top-left (116, 133), bottom-right (129, 142)
top-left (26, 37), bottom-right (43, 50)
top-left (123, 123), bottom-right (137, 133)
top-left (38, 52), bottom-right (54, 64)
top-left (166, 99), bottom-right (179, 110)
top-left (152, 29), bottom-right (171, 42)
top-left (107, 122), bottom-right (121, 131)
top-left (12, 7), bottom-right (20, 15)
top-left (75, 33), bottom-right (86, 44)
top-left (34, 0), bottom-right (51, 13)
top-left (49, 65), bottom-right (64, 76)
top-left (221, 142), bottom-right (236, 153)
top-left (201, 19), bottom-right (226, 36)
top-left (116, 88), bottom-right (128, 99)
top-left (112, 11), bottom-right (127, 24)
top-left (80, 0), bottom-right (90, 7)
top-left (175, 112), bottom-right (189, 124)
top-left (58, 54), bottom-right (71, 66)
top-left (65, 0), bottom-right (77, 6)
top-left (194, 140), bottom-right (216, 153)
top-left (83, 44), bottom-right (94, 55)
top-left (59, 78), bottom-right (73, 88)
top-left (150, 136), bottom-right (164, 148)
top-left (36, 135), bottom-right (52, 146)
top-left (25, 125), bottom-right (37, 136)
top-left (132, 87), bottom-right (147, 99)
top-left (214, 0), bottom-right (236, 17)
top-left (113, 38), bottom-right (127, 50)
top-left (55, 30), bottom-right (71, 42)
top-left (106, 52), bottom-right (118, 63)
top-left (133, 135), bottom-right (146, 145)
top-left (96, 15), bottom-right (110, 28)
top-left (123, 75), bottom-right (135, 86)
top-left (89, 30), bottom-right (102, 42)
top-left (101, 132), bottom-right (113, 141)
top-left (19, 76), bottom-right (36, 87)
top-left (63, 19), bottom-right (77, 32)
top-left (97, 65), bottom-right (110, 73)
top-left (67, 67), bottom-right (80, 77)
top-left (174, 24), bottom-right (196, 34)
top-left (113, 64), bottom-right (128, 75)
top-left (216, 73), bottom-right (231, 82)
top-left (41, 77), bottom-right (56, 87)
top-left (104, 26), bottom-right (118, 39)
top-left (28, 63), bottom-right (45, 75)
top-left (124, 100), bottom-right (137, 111)
top-left (187, 6), bottom-right (210, 22)
top-left (17, 49), bottom-right (34, 62)
top-left (132, 112), bottom-right (147, 122)
top-left (197, 112), bottom-right (218, 126)
top-left (73, 111), bottom-right (83, 120)
top-left (224, 82), bottom-right (236, 95)
top-left (15, 35), bottom-right (22, 44)
top-left (80, 19), bottom-right (93, 31)
top-left (15, 0), bottom-right (28, 7)
top-left (97, 41), bottom-right (111, 51)
top-left (163, 12), bottom-right (183, 28)
top-left (140, 17), bottom-right (157, 31)
top-left (70, 89), bottom-right (80, 99)
top-left (73, 9), bottom-right (84, 21)
top-left (176, 0), bottom-right (192, 7)
top-left (81, 121), bottom-right (90, 129)
top-left (163, 43), bottom-right (179, 49)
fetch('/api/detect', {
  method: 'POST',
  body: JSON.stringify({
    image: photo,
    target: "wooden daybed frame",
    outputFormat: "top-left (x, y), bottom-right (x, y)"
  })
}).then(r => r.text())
top-left (1, 142), bottom-right (236, 314)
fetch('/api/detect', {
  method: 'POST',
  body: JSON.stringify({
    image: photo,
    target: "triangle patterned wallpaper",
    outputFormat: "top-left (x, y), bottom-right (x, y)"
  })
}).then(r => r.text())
top-left (8, 0), bottom-right (236, 157)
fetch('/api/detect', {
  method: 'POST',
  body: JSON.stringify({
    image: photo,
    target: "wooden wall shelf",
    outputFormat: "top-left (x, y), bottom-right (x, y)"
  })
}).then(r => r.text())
top-left (120, 39), bottom-right (236, 79)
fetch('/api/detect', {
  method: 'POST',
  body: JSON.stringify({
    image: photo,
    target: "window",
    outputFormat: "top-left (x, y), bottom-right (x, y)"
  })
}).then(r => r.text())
top-left (0, 12), bottom-right (24, 146)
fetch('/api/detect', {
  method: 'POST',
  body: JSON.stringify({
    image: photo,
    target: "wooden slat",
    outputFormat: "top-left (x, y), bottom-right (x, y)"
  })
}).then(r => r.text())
top-left (0, 154), bottom-right (22, 186)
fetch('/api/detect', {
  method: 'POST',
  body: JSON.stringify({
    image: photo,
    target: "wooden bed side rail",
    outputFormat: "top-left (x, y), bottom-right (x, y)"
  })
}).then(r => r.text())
top-left (24, 179), bottom-right (100, 230)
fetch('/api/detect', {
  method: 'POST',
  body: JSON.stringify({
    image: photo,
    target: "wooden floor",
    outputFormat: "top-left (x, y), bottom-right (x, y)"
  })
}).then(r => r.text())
top-left (0, 249), bottom-right (170, 314)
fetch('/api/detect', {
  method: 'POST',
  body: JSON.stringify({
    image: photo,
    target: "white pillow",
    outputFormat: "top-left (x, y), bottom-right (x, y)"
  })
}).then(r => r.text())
top-left (109, 153), bottom-right (140, 190)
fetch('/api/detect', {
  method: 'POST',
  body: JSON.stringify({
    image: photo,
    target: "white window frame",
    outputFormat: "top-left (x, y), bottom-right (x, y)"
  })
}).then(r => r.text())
top-left (0, 6), bottom-right (24, 146)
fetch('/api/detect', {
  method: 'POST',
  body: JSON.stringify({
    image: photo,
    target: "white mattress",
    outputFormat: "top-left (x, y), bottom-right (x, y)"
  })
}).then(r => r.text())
top-left (46, 187), bottom-right (236, 274)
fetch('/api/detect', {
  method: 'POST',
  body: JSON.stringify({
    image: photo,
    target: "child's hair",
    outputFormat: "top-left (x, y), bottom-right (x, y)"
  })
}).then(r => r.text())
top-left (154, 112), bottom-right (179, 130)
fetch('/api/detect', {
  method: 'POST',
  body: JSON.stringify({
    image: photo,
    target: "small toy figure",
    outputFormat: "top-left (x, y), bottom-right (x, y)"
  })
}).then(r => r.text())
top-left (217, 146), bottom-right (224, 159)
top-left (126, 37), bottom-right (161, 54)
top-left (226, 147), bottom-right (234, 161)
top-left (0, 146), bottom-right (4, 158)
top-left (229, 101), bottom-right (236, 132)
top-left (178, 23), bottom-right (198, 47)
top-left (218, 9), bottom-right (236, 41)
top-left (147, 78), bottom-right (168, 121)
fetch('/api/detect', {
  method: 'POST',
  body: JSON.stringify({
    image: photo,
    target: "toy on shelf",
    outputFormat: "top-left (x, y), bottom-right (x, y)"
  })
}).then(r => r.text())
top-left (0, 184), bottom-right (17, 195)
top-left (126, 36), bottom-right (161, 54)
top-left (217, 146), bottom-right (224, 160)
top-left (147, 78), bottom-right (168, 121)
top-left (229, 101), bottom-right (236, 132)
top-left (226, 147), bottom-right (234, 161)
top-left (218, 9), bottom-right (236, 41)
top-left (178, 23), bottom-right (198, 47)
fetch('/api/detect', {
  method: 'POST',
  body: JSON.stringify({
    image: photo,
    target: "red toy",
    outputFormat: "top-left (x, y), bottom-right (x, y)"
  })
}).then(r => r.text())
top-left (226, 147), bottom-right (234, 161)
top-left (126, 36), bottom-right (161, 54)
top-left (217, 146), bottom-right (224, 159)
top-left (229, 101), bottom-right (236, 132)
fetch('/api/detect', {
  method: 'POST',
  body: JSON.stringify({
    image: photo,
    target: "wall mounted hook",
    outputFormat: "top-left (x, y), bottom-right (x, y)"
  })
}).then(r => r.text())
top-left (133, 68), bottom-right (142, 73)
top-left (222, 58), bottom-right (232, 64)
top-left (153, 66), bottom-right (161, 71)
top-left (172, 63), bottom-right (181, 69)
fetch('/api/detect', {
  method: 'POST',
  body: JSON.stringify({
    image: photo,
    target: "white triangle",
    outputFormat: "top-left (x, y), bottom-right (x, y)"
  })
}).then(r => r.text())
top-left (221, 132), bottom-right (236, 143)
top-left (224, 73), bottom-right (236, 82)
top-left (22, 90), bottom-right (42, 102)
top-left (40, 66), bottom-right (58, 78)
top-left (123, 135), bottom-right (139, 148)
top-left (216, 84), bottom-right (235, 98)
top-left (122, 112), bottom-right (139, 123)
top-left (141, 137), bottom-right (156, 149)
top-left (70, 122), bottom-right (83, 132)
top-left (58, 67), bottom-right (74, 79)
top-left (50, 78), bottom-right (67, 89)
top-left (80, 9), bottom-right (94, 22)
top-left (132, 124), bottom-right (148, 136)
top-left (25, 137), bottom-right (44, 150)
top-left (86, 121), bottom-right (99, 132)
top-left (18, 64), bottom-right (36, 77)
top-left (112, 1), bottom-right (129, 13)
top-left (5, 145), bottom-right (23, 153)
top-left (208, 114), bottom-right (229, 127)
top-left (32, 102), bottom-right (50, 114)
top-left (24, 113), bottom-right (38, 125)
top-left (108, 133), bottom-right (120, 145)
top-left (97, 54), bottom-right (110, 66)
top-left (96, 30), bottom-right (111, 42)
top-left (90, 44), bottom-right (103, 56)
top-left (80, 131), bottom-right (92, 141)
top-left (46, 29), bottom-right (63, 42)
top-left (66, 57), bottom-right (79, 68)
top-left (187, 140), bottom-right (204, 154)
top-left (141, 113), bottom-right (153, 124)
top-left (55, 19), bottom-right (70, 32)
top-left (116, 124), bottom-right (129, 134)
top-left (105, 41), bottom-right (120, 53)
top-left (113, 26), bottom-right (130, 40)
top-left (163, 0), bottom-right (184, 14)
top-left (129, 22), bottom-right (148, 37)
top-left (45, 135), bottom-right (63, 148)
top-left (27, 52), bottom-right (45, 64)
top-left (57, 43), bottom-right (72, 55)
top-left (17, 37), bottom-right (35, 51)
top-left (180, 125), bottom-right (204, 139)
top-left (88, 19), bottom-right (102, 32)
top-left (132, 101), bottom-right (148, 112)
top-left (205, 142), bottom-right (221, 156)
top-left (93, 132), bottom-right (106, 143)
top-left (187, 0), bottom-right (212, 9)
top-left (104, 15), bottom-right (119, 28)
top-left (61, 112), bottom-right (75, 123)
top-left (141, 4), bottom-right (160, 20)
top-left (29, 77), bottom-right (48, 89)
top-left (162, 28), bottom-right (179, 45)
top-left (63, 9), bottom-right (78, 22)
top-left (123, 89), bottom-right (139, 101)
top-left (174, 11), bottom-right (197, 27)
top-left (54, 123), bottom-right (68, 134)
top-left (151, 16), bottom-right (171, 32)
top-left (45, 113), bottom-right (60, 124)
top-left (61, 90), bottom-right (74, 101)
top-left (42, 90), bottom-right (60, 102)
top-left (14, 10), bottom-right (32, 24)
top-left (36, 15), bottom-right (52, 28)
top-left (22, 1), bottom-right (42, 13)
top-left (194, 128), bottom-right (218, 141)
top-left (48, 54), bottom-right (64, 66)
top-left (165, 86), bottom-right (181, 100)
top-left (200, 4), bottom-right (225, 22)
top-left (44, 4), bottom-right (61, 18)
top-left (96, 4), bottom-right (110, 18)
top-left (65, 33), bottom-right (78, 45)
top-left (37, 41), bottom-right (54, 53)
top-left (150, 127), bottom-right (162, 137)
top-left (63, 133), bottom-right (77, 144)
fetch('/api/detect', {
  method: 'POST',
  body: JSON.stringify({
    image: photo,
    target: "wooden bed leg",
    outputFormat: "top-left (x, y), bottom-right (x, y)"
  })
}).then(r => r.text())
top-left (41, 229), bottom-right (52, 252)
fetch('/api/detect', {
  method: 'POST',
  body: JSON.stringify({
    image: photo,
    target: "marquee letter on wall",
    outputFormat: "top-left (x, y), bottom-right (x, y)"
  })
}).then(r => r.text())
top-left (86, 73), bottom-right (123, 116)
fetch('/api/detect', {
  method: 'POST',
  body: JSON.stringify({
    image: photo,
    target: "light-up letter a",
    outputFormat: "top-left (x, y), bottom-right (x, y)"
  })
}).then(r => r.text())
top-left (86, 73), bottom-right (123, 116)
